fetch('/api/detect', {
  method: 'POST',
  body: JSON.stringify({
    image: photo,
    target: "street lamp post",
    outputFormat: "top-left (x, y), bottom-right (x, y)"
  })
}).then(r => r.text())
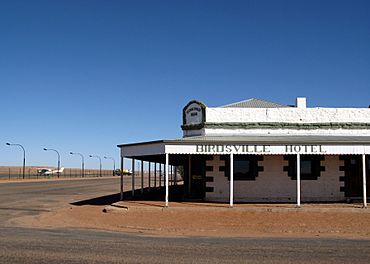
top-left (70, 152), bottom-right (85, 177)
top-left (104, 156), bottom-right (115, 176)
top-left (6, 142), bottom-right (26, 179)
top-left (43, 148), bottom-right (61, 178)
top-left (89, 155), bottom-right (102, 177)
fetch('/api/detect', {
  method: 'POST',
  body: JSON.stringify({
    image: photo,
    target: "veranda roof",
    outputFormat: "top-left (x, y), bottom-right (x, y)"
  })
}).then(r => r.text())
top-left (118, 135), bottom-right (370, 158)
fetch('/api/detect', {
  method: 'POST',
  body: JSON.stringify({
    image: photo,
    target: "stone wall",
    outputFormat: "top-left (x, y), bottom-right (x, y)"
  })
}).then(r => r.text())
top-left (205, 154), bottom-right (345, 202)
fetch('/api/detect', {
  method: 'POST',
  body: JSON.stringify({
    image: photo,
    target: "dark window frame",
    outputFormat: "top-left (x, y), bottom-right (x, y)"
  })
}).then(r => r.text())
top-left (284, 155), bottom-right (325, 180)
top-left (222, 155), bottom-right (263, 181)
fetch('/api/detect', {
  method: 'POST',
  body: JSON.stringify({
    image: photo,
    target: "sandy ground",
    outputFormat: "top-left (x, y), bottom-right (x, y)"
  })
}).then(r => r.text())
top-left (3, 177), bottom-right (369, 239)
top-left (10, 200), bottom-right (370, 239)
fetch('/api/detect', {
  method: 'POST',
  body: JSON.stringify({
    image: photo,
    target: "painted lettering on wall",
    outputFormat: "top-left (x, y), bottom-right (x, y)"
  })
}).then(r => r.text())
top-left (195, 144), bottom-right (326, 154)
top-left (285, 145), bottom-right (326, 154)
top-left (196, 145), bottom-right (270, 153)
top-left (184, 103), bottom-right (204, 125)
top-left (186, 107), bottom-right (201, 114)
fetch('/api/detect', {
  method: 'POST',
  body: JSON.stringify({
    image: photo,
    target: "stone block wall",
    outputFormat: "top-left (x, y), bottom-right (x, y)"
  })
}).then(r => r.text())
top-left (204, 154), bottom-right (345, 202)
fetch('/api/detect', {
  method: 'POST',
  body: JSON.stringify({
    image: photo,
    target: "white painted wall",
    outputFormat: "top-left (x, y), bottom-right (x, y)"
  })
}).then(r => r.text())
top-left (205, 155), bottom-right (228, 200)
top-left (301, 155), bottom-right (345, 201)
top-left (206, 107), bottom-right (370, 124)
top-left (205, 155), bottom-right (345, 202)
top-left (183, 106), bottom-right (370, 137)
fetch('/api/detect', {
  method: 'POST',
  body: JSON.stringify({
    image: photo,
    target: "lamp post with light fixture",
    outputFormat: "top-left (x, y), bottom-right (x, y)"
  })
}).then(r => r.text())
top-left (70, 152), bottom-right (84, 177)
top-left (43, 148), bottom-right (61, 178)
top-left (104, 156), bottom-right (115, 176)
top-left (6, 142), bottom-right (26, 179)
top-left (89, 155), bottom-right (102, 177)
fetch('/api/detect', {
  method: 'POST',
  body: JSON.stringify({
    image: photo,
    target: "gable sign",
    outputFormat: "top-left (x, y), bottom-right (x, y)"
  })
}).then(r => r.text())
top-left (183, 100), bottom-right (206, 126)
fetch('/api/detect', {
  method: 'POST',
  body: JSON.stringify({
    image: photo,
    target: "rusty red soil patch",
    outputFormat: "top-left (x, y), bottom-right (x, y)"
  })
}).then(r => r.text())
top-left (9, 201), bottom-right (370, 239)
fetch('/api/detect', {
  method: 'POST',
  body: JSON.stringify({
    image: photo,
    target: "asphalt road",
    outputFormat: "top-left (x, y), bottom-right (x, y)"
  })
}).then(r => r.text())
top-left (1, 178), bottom-right (370, 263)
top-left (0, 177), bottom-right (124, 222)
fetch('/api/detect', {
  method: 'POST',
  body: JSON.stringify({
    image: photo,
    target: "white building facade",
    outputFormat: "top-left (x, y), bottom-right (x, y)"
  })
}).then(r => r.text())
top-left (118, 97), bottom-right (370, 207)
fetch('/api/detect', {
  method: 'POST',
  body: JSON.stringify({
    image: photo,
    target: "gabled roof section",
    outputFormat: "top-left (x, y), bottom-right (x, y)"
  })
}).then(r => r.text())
top-left (220, 98), bottom-right (290, 108)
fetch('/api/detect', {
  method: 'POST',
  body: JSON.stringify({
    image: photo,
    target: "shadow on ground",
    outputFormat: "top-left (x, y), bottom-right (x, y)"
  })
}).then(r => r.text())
top-left (71, 184), bottom-right (361, 208)
top-left (71, 185), bottom-right (184, 206)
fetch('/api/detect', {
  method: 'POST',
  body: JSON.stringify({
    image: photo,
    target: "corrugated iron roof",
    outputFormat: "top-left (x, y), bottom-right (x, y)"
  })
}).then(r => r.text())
top-left (118, 135), bottom-right (370, 147)
top-left (220, 98), bottom-right (290, 108)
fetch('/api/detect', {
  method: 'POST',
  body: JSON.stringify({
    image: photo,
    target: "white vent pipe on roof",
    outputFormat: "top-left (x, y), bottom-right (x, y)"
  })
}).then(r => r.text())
top-left (296, 97), bottom-right (307, 108)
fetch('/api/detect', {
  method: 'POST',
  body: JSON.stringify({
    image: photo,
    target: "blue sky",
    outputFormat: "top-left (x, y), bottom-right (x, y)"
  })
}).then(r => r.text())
top-left (1, 0), bottom-right (369, 168)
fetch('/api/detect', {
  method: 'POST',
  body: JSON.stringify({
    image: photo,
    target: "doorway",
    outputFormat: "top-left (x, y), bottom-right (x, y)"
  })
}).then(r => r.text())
top-left (342, 155), bottom-right (369, 198)
top-left (189, 155), bottom-right (206, 199)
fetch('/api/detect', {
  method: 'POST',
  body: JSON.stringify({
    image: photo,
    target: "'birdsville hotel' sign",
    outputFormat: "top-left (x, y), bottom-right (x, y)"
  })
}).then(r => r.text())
top-left (196, 144), bottom-right (326, 154)
top-left (193, 144), bottom-right (369, 155)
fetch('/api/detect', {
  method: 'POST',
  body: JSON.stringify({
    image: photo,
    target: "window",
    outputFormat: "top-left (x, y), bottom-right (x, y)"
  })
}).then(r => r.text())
top-left (234, 158), bottom-right (251, 180)
top-left (221, 155), bottom-right (263, 181)
top-left (301, 160), bottom-right (312, 175)
top-left (284, 155), bottom-right (325, 180)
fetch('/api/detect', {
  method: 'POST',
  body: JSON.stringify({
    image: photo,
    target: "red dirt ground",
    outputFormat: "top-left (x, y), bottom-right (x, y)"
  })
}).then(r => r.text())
top-left (10, 200), bottom-right (370, 239)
